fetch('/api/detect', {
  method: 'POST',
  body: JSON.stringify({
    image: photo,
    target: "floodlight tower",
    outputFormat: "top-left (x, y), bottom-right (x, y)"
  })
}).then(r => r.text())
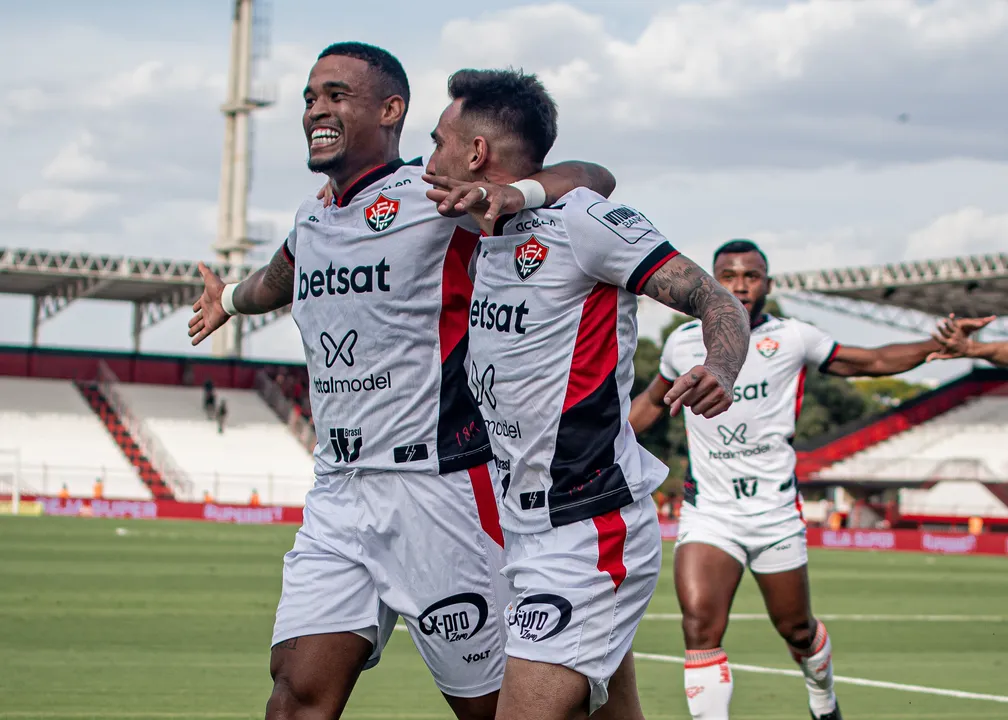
top-left (213, 0), bottom-right (274, 357)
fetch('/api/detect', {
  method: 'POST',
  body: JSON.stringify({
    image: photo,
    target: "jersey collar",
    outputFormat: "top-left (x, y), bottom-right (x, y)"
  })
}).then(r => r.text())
top-left (333, 157), bottom-right (422, 208)
top-left (751, 313), bottom-right (771, 330)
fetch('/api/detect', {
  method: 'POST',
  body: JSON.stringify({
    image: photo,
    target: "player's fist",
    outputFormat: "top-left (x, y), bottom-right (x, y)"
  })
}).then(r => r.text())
top-left (188, 263), bottom-right (230, 346)
top-left (422, 173), bottom-right (525, 221)
top-left (664, 365), bottom-right (732, 419)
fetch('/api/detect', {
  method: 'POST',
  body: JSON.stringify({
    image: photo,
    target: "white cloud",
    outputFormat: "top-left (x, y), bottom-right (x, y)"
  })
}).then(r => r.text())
top-left (905, 207), bottom-right (1008, 259)
top-left (42, 132), bottom-right (110, 182)
top-left (17, 189), bottom-right (120, 225)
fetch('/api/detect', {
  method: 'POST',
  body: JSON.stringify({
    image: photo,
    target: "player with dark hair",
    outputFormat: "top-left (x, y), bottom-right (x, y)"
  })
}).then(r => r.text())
top-left (189, 44), bottom-right (617, 720)
top-left (425, 68), bottom-right (750, 720)
top-left (629, 238), bottom-right (990, 720)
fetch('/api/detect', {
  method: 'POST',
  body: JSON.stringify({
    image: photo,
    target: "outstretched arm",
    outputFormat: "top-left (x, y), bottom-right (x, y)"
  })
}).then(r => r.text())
top-left (926, 314), bottom-right (1006, 366)
top-left (826, 315), bottom-right (994, 376)
top-left (423, 161), bottom-right (615, 220)
top-left (641, 256), bottom-right (750, 417)
top-left (188, 246), bottom-right (294, 346)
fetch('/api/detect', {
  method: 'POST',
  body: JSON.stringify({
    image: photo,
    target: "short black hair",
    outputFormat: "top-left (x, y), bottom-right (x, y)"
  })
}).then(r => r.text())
top-left (713, 239), bottom-right (769, 273)
top-left (447, 68), bottom-right (558, 166)
top-left (317, 42), bottom-right (410, 130)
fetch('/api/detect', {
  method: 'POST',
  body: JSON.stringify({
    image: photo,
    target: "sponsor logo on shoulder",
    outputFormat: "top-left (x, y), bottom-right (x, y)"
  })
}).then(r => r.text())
top-left (586, 201), bottom-right (655, 244)
top-left (364, 193), bottom-right (400, 232)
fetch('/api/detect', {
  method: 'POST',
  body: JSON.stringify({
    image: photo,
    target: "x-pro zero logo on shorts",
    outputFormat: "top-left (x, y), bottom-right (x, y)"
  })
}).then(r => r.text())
top-left (320, 329), bottom-right (357, 368)
top-left (364, 193), bottom-right (400, 232)
top-left (718, 423), bottom-right (747, 446)
top-left (418, 592), bottom-right (489, 643)
top-left (514, 236), bottom-right (549, 281)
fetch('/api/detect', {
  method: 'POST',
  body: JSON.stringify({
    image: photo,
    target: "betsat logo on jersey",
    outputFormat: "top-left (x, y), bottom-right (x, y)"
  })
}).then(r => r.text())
top-left (297, 259), bottom-right (391, 300)
top-left (469, 296), bottom-right (531, 335)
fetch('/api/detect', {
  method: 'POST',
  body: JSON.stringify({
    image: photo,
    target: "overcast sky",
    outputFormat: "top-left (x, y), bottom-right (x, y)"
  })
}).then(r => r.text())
top-left (1, 0), bottom-right (1005, 383)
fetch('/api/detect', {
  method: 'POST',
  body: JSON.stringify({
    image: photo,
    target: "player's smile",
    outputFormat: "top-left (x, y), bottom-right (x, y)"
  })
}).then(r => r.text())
top-left (308, 124), bottom-right (344, 155)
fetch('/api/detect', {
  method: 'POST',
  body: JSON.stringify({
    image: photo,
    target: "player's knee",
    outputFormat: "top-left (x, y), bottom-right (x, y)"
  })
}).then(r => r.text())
top-left (266, 659), bottom-right (325, 718)
top-left (681, 608), bottom-right (727, 648)
top-left (775, 614), bottom-right (815, 648)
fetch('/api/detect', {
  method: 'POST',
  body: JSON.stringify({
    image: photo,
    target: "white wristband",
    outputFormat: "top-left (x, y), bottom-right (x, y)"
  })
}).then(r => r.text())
top-left (509, 179), bottom-right (547, 210)
top-left (221, 283), bottom-right (239, 316)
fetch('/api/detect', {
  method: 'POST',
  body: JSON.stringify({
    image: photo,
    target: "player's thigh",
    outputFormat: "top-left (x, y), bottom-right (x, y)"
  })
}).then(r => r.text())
top-left (592, 651), bottom-right (644, 720)
top-left (496, 657), bottom-right (589, 720)
top-left (362, 464), bottom-right (508, 702)
top-left (674, 514), bottom-right (745, 646)
top-left (750, 542), bottom-right (814, 642)
top-left (502, 497), bottom-right (661, 716)
top-left (266, 632), bottom-right (373, 718)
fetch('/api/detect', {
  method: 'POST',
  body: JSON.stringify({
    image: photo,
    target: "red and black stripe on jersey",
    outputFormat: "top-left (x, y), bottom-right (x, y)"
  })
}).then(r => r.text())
top-left (547, 284), bottom-right (634, 526)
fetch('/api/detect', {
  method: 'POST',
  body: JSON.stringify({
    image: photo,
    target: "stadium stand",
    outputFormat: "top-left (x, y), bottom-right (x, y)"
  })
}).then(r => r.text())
top-left (0, 377), bottom-right (148, 500)
top-left (113, 382), bottom-right (315, 506)
top-left (802, 369), bottom-right (1008, 522)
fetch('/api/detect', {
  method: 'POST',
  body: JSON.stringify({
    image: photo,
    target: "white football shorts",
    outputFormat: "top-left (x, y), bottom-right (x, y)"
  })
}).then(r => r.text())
top-left (501, 495), bottom-right (662, 714)
top-left (676, 499), bottom-right (808, 574)
top-left (272, 463), bottom-right (508, 698)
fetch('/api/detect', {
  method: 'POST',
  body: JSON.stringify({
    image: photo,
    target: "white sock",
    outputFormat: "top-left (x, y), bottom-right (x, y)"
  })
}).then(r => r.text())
top-left (683, 647), bottom-right (733, 719)
top-left (789, 620), bottom-right (837, 717)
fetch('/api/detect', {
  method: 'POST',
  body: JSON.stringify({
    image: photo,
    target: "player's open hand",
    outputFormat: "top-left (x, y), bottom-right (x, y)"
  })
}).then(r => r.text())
top-left (422, 174), bottom-right (525, 221)
top-left (317, 179), bottom-right (335, 208)
top-left (927, 313), bottom-right (996, 361)
top-left (664, 365), bottom-right (732, 418)
top-left (188, 263), bottom-right (229, 346)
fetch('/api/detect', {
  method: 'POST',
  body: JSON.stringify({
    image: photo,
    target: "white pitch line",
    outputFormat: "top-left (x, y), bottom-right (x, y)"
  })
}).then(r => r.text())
top-left (643, 613), bottom-right (1006, 622)
top-left (634, 652), bottom-right (1008, 704)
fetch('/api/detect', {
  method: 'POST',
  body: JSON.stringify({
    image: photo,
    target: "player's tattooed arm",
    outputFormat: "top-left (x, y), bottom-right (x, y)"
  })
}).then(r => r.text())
top-left (231, 246), bottom-right (295, 314)
top-left (642, 256), bottom-right (750, 417)
top-left (188, 246), bottom-right (294, 346)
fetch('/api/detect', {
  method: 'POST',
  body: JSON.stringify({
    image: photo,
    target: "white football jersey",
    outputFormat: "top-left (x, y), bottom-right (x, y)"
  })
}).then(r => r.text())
top-left (659, 315), bottom-right (839, 516)
top-left (284, 158), bottom-right (493, 477)
top-left (468, 187), bottom-right (672, 534)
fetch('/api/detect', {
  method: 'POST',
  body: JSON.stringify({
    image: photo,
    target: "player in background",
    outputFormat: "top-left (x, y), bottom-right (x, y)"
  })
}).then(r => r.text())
top-left (188, 43), bottom-right (616, 720)
top-left (929, 314), bottom-right (1007, 366)
top-left (630, 239), bottom-right (990, 720)
top-left (425, 69), bottom-right (750, 720)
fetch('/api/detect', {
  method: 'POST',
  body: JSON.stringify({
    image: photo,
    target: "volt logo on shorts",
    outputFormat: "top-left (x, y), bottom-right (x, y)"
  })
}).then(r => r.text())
top-left (418, 592), bottom-right (489, 643)
top-left (329, 427), bottom-right (362, 463)
top-left (507, 593), bottom-right (572, 642)
top-left (463, 650), bottom-right (491, 664)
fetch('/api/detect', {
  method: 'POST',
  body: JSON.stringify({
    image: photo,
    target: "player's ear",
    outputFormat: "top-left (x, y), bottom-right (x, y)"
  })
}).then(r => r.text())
top-left (469, 136), bottom-right (489, 173)
top-left (380, 95), bottom-right (405, 129)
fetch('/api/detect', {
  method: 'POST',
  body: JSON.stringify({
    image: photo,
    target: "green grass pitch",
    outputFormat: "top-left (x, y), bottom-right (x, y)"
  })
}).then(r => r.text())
top-left (1, 516), bottom-right (1005, 719)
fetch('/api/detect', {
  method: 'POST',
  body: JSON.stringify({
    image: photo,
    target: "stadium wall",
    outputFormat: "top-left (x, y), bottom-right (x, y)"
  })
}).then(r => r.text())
top-left (5, 495), bottom-right (1007, 556)
top-left (0, 344), bottom-right (305, 387)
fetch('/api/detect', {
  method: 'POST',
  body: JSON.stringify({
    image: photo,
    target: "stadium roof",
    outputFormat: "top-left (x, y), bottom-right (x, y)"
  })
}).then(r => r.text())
top-left (773, 252), bottom-right (1008, 336)
top-left (0, 246), bottom-right (288, 348)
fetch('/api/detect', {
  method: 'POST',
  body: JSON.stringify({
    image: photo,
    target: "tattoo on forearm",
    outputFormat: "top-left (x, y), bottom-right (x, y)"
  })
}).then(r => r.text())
top-left (642, 258), bottom-right (750, 388)
top-left (232, 248), bottom-right (294, 314)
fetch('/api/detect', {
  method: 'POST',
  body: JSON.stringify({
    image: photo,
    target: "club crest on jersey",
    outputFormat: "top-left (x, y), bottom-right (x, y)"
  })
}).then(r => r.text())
top-left (756, 336), bottom-right (779, 358)
top-left (514, 236), bottom-right (549, 281)
top-left (364, 193), bottom-right (400, 232)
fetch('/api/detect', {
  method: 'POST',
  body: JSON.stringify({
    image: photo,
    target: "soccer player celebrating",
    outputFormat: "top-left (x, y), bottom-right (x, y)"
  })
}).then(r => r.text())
top-left (425, 69), bottom-right (750, 719)
top-left (630, 239), bottom-right (989, 720)
top-left (188, 43), bottom-right (615, 720)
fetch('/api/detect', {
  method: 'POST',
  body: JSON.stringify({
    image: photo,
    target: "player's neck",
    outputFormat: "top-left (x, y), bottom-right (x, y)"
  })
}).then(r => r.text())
top-left (327, 147), bottom-right (401, 197)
